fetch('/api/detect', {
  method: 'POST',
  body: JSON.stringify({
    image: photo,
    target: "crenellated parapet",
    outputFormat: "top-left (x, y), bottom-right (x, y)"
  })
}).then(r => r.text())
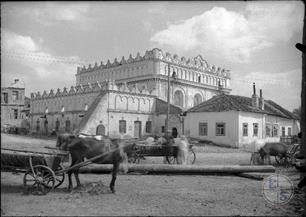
top-left (76, 48), bottom-right (230, 78)
top-left (30, 80), bottom-right (156, 100)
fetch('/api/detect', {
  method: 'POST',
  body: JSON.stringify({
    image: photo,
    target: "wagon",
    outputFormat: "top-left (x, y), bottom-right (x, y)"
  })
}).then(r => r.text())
top-left (128, 142), bottom-right (196, 165)
top-left (1, 147), bottom-right (69, 195)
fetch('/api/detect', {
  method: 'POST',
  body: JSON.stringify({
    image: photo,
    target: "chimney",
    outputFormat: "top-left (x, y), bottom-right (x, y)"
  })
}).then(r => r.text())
top-left (251, 83), bottom-right (259, 108)
top-left (259, 89), bottom-right (265, 110)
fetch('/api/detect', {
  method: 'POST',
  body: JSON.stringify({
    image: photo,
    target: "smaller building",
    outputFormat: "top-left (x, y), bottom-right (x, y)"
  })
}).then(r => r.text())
top-left (184, 84), bottom-right (299, 150)
top-left (1, 79), bottom-right (29, 128)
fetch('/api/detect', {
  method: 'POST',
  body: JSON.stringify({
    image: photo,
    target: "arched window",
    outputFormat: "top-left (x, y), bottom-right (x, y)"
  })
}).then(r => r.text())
top-left (174, 90), bottom-right (184, 107)
top-left (194, 94), bottom-right (202, 106)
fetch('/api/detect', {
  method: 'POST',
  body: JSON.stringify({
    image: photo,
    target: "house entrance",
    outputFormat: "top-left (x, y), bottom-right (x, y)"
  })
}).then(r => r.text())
top-left (96, 124), bottom-right (106, 136)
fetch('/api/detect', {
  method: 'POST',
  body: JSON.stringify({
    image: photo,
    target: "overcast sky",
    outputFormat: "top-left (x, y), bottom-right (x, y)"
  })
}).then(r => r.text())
top-left (1, 1), bottom-right (304, 111)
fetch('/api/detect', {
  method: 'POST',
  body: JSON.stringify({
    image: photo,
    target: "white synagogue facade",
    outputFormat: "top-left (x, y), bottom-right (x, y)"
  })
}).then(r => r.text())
top-left (30, 48), bottom-right (231, 138)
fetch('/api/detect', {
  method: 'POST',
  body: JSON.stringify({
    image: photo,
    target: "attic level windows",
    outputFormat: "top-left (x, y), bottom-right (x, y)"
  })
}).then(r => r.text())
top-left (2, 93), bottom-right (8, 103)
top-left (12, 91), bottom-right (19, 101)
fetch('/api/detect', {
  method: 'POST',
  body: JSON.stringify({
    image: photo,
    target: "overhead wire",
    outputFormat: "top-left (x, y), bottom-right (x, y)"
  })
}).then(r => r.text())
top-left (1, 51), bottom-right (301, 86)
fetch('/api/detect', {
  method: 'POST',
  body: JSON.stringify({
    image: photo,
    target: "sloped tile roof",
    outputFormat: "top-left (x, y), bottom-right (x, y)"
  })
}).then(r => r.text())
top-left (187, 94), bottom-right (297, 120)
top-left (155, 98), bottom-right (183, 115)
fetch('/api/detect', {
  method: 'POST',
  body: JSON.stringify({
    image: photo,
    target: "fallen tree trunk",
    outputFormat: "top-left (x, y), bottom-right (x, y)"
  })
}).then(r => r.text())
top-left (78, 163), bottom-right (275, 174)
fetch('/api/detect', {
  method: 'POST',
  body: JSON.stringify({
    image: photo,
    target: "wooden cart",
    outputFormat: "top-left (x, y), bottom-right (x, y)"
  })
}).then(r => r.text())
top-left (1, 147), bottom-right (68, 195)
top-left (128, 143), bottom-right (196, 165)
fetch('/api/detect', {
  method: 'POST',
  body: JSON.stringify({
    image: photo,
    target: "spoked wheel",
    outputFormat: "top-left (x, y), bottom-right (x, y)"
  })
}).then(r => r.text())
top-left (187, 149), bottom-right (196, 165)
top-left (23, 165), bottom-right (55, 195)
top-left (54, 165), bottom-right (65, 189)
top-left (166, 156), bottom-right (176, 164)
top-left (275, 156), bottom-right (287, 166)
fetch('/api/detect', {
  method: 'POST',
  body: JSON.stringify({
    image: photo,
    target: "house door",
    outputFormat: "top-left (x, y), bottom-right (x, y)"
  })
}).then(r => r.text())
top-left (134, 121), bottom-right (142, 138)
top-left (96, 124), bottom-right (105, 136)
top-left (65, 120), bottom-right (71, 132)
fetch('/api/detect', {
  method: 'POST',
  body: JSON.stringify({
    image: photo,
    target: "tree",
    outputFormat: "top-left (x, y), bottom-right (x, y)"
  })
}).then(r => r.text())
top-left (292, 106), bottom-right (301, 120)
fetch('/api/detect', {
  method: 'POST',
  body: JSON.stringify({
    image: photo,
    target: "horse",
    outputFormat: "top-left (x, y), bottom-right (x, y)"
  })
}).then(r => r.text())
top-left (258, 142), bottom-right (288, 165)
top-left (56, 134), bottom-right (135, 193)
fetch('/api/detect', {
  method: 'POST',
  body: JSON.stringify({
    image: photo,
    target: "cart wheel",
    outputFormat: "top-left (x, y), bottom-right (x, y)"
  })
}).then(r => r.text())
top-left (275, 156), bottom-right (285, 166)
top-left (23, 165), bottom-right (55, 195)
top-left (54, 165), bottom-right (65, 189)
top-left (187, 149), bottom-right (196, 165)
top-left (166, 156), bottom-right (176, 164)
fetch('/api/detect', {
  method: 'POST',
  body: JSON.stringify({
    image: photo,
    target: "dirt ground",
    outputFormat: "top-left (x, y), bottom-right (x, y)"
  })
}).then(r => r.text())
top-left (1, 133), bottom-right (305, 216)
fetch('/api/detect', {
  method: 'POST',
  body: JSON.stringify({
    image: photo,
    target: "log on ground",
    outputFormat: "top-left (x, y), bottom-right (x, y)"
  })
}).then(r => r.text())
top-left (78, 164), bottom-right (276, 174)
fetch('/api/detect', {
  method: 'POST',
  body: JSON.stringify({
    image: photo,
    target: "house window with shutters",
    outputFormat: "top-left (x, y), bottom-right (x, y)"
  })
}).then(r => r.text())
top-left (199, 122), bottom-right (208, 136)
top-left (119, 120), bottom-right (126, 134)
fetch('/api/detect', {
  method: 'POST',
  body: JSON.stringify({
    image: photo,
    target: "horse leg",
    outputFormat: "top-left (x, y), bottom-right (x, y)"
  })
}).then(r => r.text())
top-left (74, 169), bottom-right (82, 188)
top-left (67, 170), bottom-right (73, 192)
top-left (110, 161), bottom-right (120, 194)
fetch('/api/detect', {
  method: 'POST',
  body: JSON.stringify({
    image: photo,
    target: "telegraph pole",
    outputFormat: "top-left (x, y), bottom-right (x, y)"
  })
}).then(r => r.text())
top-left (165, 63), bottom-right (171, 138)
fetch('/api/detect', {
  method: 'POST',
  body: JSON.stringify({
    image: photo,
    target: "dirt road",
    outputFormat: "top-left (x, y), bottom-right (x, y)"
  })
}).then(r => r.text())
top-left (1, 134), bottom-right (304, 216)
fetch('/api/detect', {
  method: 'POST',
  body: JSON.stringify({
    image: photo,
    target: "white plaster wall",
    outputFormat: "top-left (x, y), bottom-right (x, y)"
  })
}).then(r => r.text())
top-left (184, 111), bottom-right (239, 147)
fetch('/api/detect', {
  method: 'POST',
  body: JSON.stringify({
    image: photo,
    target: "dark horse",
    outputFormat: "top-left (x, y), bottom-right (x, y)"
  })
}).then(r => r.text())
top-left (258, 142), bottom-right (288, 165)
top-left (56, 133), bottom-right (135, 193)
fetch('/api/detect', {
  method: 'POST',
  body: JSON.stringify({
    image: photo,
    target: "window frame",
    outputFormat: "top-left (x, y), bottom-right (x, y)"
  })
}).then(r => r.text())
top-left (199, 122), bottom-right (208, 136)
top-left (253, 123), bottom-right (258, 136)
top-left (242, 123), bottom-right (248, 137)
top-left (288, 127), bottom-right (292, 136)
top-left (145, 121), bottom-right (152, 133)
top-left (266, 124), bottom-right (272, 137)
top-left (12, 91), bottom-right (19, 101)
top-left (281, 126), bottom-right (286, 137)
top-left (216, 122), bottom-right (226, 136)
top-left (272, 124), bottom-right (278, 137)
top-left (119, 120), bottom-right (127, 134)
top-left (2, 93), bottom-right (8, 103)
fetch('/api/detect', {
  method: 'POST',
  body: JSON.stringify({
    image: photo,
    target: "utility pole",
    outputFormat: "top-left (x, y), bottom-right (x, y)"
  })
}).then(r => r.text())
top-left (165, 63), bottom-right (171, 138)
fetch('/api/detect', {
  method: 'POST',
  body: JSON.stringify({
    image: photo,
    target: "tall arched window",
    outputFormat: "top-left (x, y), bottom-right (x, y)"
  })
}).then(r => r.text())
top-left (174, 90), bottom-right (184, 107)
top-left (194, 94), bottom-right (202, 106)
